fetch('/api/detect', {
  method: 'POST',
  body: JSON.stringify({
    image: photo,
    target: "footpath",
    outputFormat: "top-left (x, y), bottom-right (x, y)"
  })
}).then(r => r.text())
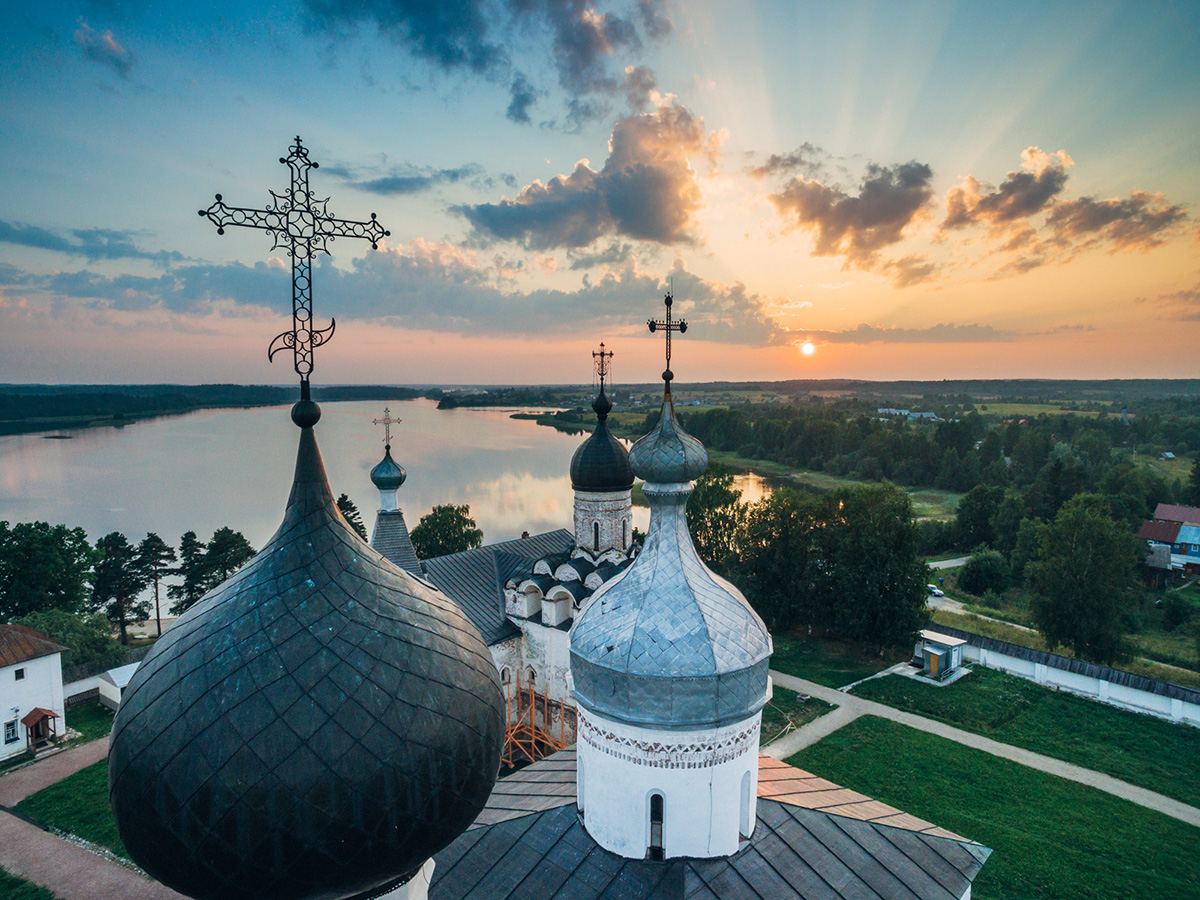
top-left (0, 737), bottom-right (185, 900)
top-left (766, 669), bottom-right (1200, 829)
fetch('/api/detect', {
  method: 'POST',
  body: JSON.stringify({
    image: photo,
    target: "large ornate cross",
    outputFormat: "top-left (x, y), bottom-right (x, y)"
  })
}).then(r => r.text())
top-left (647, 291), bottom-right (687, 385)
top-left (592, 342), bottom-right (614, 392)
top-left (373, 407), bottom-right (401, 449)
top-left (199, 137), bottom-right (389, 391)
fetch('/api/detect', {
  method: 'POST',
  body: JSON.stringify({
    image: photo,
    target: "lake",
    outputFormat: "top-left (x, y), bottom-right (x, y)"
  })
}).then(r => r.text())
top-left (0, 399), bottom-right (775, 551)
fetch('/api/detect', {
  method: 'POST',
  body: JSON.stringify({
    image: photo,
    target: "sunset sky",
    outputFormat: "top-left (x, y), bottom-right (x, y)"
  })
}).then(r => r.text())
top-left (2, 1), bottom-right (1198, 386)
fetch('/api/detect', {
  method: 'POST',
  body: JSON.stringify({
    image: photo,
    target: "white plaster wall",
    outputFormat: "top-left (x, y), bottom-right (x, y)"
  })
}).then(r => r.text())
top-left (576, 707), bottom-right (760, 860)
top-left (63, 675), bottom-right (101, 701)
top-left (574, 490), bottom-right (633, 554)
top-left (0, 654), bottom-right (65, 761)
top-left (965, 645), bottom-right (1199, 726)
top-left (489, 623), bottom-right (578, 743)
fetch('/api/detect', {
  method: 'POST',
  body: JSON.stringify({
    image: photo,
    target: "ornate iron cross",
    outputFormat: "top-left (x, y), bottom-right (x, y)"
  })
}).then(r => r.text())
top-left (647, 290), bottom-right (687, 385)
top-left (199, 137), bottom-right (389, 390)
top-left (373, 407), bottom-right (401, 449)
top-left (592, 342), bottom-right (614, 393)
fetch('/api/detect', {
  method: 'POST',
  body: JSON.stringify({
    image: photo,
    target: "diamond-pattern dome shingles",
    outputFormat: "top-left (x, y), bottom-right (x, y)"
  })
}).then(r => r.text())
top-left (371, 446), bottom-right (406, 491)
top-left (109, 423), bottom-right (504, 900)
top-left (570, 389), bottom-right (635, 493)
top-left (627, 392), bottom-right (707, 485)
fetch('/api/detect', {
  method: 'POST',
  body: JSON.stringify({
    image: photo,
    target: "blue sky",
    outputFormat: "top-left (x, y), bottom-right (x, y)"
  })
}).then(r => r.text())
top-left (2, 1), bottom-right (1198, 384)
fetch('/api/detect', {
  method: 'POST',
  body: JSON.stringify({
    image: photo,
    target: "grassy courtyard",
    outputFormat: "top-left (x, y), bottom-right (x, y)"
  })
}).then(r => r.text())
top-left (852, 667), bottom-right (1200, 808)
top-left (758, 684), bottom-right (834, 746)
top-left (770, 632), bottom-right (908, 688)
top-left (13, 759), bottom-right (128, 860)
top-left (65, 701), bottom-right (114, 743)
top-left (0, 868), bottom-right (55, 900)
top-left (787, 716), bottom-right (1200, 900)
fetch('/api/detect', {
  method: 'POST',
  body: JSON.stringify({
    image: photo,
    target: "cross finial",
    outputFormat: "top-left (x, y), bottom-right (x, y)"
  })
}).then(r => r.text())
top-left (373, 407), bottom-right (401, 449)
top-left (198, 138), bottom-right (390, 411)
top-left (647, 290), bottom-right (687, 389)
top-left (592, 342), bottom-right (614, 393)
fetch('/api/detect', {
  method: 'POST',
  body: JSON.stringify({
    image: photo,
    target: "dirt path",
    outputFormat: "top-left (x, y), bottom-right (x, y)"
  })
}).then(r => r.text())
top-left (767, 670), bottom-right (1200, 830)
top-left (0, 739), bottom-right (109, 807)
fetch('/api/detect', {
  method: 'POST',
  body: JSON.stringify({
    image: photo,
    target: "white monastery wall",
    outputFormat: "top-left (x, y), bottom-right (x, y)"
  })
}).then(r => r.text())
top-left (967, 645), bottom-right (1200, 727)
top-left (1, 653), bottom-right (65, 761)
top-left (576, 707), bottom-right (761, 860)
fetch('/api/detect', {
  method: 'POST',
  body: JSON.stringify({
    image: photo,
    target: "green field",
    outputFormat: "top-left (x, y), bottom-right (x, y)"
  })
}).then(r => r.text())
top-left (0, 868), bottom-right (55, 900)
top-left (13, 759), bottom-right (128, 860)
top-left (65, 701), bottom-right (114, 743)
top-left (770, 633), bottom-right (907, 688)
top-left (787, 716), bottom-right (1200, 900)
top-left (852, 667), bottom-right (1200, 808)
top-left (759, 684), bottom-right (835, 746)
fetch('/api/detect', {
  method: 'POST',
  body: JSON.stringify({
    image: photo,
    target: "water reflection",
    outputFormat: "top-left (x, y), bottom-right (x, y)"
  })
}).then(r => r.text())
top-left (0, 399), bottom-right (775, 550)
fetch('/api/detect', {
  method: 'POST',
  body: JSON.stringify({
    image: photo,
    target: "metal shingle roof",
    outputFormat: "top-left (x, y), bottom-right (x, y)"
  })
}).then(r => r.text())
top-left (0, 624), bottom-right (66, 668)
top-left (371, 509), bottom-right (422, 574)
top-left (422, 530), bottom-right (574, 645)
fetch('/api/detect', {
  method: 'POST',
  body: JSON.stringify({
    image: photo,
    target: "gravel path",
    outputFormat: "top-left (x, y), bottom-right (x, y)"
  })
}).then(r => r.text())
top-left (768, 670), bottom-right (1200, 829)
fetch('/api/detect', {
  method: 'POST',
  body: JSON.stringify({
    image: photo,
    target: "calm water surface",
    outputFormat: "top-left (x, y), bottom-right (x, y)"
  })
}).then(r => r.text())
top-left (0, 399), bottom-right (772, 551)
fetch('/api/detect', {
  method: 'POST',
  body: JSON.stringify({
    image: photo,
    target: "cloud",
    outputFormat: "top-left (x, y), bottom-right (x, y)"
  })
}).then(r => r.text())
top-left (73, 21), bottom-right (135, 76)
top-left (0, 220), bottom-right (183, 265)
top-left (567, 242), bottom-right (636, 269)
top-left (0, 243), bottom-right (783, 347)
top-left (328, 162), bottom-right (489, 196)
top-left (804, 322), bottom-right (1017, 344)
top-left (1154, 284), bottom-right (1200, 320)
top-left (880, 255), bottom-right (938, 289)
top-left (302, 0), bottom-right (672, 124)
top-left (458, 101), bottom-right (714, 249)
top-left (943, 147), bottom-right (1072, 229)
top-left (1046, 190), bottom-right (1187, 250)
top-left (769, 161), bottom-right (935, 267)
top-left (747, 142), bottom-right (827, 181)
top-left (623, 65), bottom-right (657, 113)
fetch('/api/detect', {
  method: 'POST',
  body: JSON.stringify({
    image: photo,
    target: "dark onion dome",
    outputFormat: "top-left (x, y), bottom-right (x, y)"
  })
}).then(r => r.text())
top-left (570, 388), bottom-right (772, 729)
top-left (370, 444), bottom-right (406, 490)
top-left (569, 388), bottom-right (634, 492)
top-left (108, 413), bottom-right (504, 900)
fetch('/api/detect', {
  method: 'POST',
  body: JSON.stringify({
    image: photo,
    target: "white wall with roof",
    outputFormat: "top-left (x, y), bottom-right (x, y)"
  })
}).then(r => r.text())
top-left (1, 653), bottom-right (64, 761)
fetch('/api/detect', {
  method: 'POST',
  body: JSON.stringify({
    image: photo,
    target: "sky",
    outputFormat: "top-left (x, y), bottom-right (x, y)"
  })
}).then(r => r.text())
top-left (1, 0), bottom-right (1198, 386)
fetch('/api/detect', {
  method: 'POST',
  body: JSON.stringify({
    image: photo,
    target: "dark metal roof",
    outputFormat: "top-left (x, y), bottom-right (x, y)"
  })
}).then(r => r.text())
top-left (933, 624), bottom-right (1200, 704)
top-left (370, 446), bottom-right (406, 490)
top-left (371, 508), bottom-right (422, 574)
top-left (1154, 503), bottom-right (1200, 524)
top-left (1136, 519), bottom-right (1181, 543)
top-left (0, 624), bottom-right (66, 668)
top-left (422, 530), bottom-right (574, 645)
top-left (108, 423), bottom-right (505, 900)
top-left (431, 756), bottom-right (990, 900)
top-left (570, 390), bottom-right (634, 493)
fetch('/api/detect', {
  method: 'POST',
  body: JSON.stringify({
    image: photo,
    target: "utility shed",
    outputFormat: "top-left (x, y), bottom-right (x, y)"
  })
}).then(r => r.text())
top-left (98, 662), bottom-right (140, 711)
top-left (916, 630), bottom-right (966, 681)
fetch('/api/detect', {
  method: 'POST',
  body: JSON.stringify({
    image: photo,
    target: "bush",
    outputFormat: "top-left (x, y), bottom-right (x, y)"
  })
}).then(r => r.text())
top-left (958, 549), bottom-right (1012, 596)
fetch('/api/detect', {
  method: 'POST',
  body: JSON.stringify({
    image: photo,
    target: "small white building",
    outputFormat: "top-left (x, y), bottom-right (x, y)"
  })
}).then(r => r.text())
top-left (0, 624), bottom-right (67, 762)
top-left (98, 661), bottom-right (141, 711)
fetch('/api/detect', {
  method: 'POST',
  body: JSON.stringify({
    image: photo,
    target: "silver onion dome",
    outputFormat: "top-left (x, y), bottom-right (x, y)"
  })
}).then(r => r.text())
top-left (570, 388), bottom-right (772, 729)
top-left (108, 405), bottom-right (504, 900)
top-left (370, 444), bottom-right (407, 491)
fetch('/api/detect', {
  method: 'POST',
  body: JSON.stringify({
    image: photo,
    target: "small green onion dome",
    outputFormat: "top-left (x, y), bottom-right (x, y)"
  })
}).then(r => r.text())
top-left (371, 445), bottom-right (406, 490)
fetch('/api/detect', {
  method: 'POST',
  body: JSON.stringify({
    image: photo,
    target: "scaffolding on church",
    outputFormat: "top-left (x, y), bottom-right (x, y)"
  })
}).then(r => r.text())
top-left (502, 668), bottom-right (571, 769)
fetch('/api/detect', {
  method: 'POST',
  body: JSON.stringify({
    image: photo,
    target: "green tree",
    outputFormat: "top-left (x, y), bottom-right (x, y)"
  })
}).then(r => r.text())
top-left (811, 484), bottom-right (929, 651)
top-left (168, 531), bottom-right (208, 615)
top-left (410, 504), bottom-right (483, 558)
top-left (0, 521), bottom-right (95, 621)
top-left (136, 533), bottom-right (176, 637)
top-left (16, 609), bottom-right (124, 674)
top-left (736, 488), bottom-right (818, 632)
top-left (337, 493), bottom-right (368, 542)
top-left (954, 484), bottom-right (1005, 549)
top-left (1027, 494), bottom-right (1140, 664)
top-left (686, 465), bottom-right (745, 575)
top-left (1187, 456), bottom-right (1200, 506)
top-left (205, 527), bottom-right (255, 582)
top-left (90, 532), bottom-right (150, 644)
top-left (958, 549), bottom-right (1011, 596)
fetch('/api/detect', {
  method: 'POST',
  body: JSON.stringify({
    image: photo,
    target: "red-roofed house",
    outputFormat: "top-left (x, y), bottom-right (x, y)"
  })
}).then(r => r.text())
top-left (1154, 503), bottom-right (1200, 525)
top-left (0, 624), bottom-right (67, 761)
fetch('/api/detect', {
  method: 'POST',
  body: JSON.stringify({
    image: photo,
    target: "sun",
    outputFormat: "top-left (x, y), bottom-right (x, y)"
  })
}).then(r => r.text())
top-left (799, 340), bottom-right (816, 357)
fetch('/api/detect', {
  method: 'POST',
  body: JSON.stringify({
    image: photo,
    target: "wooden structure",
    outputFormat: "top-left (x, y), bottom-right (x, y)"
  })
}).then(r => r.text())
top-left (501, 669), bottom-right (570, 769)
top-left (21, 707), bottom-right (59, 754)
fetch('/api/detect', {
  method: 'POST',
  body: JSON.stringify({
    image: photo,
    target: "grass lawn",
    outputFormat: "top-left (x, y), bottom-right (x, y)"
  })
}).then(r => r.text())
top-left (771, 633), bottom-right (908, 688)
top-left (65, 701), bottom-right (114, 743)
top-left (929, 608), bottom-right (1200, 690)
top-left (786, 716), bottom-right (1200, 900)
top-left (852, 667), bottom-right (1200, 808)
top-left (759, 685), bottom-right (835, 746)
top-left (0, 868), bottom-right (55, 900)
top-left (14, 759), bottom-right (128, 860)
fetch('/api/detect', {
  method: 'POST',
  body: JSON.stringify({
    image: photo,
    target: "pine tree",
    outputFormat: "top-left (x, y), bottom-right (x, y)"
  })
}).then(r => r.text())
top-left (137, 533), bottom-right (176, 636)
top-left (337, 494), bottom-right (368, 542)
top-left (168, 531), bottom-right (208, 616)
top-left (91, 532), bottom-right (150, 644)
top-left (205, 528), bottom-right (255, 582)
